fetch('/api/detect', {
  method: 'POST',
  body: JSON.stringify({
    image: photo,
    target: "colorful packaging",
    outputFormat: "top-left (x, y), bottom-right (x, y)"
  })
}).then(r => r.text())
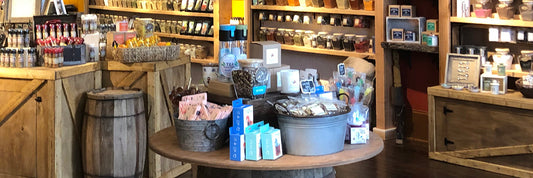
top-left (232, 98), bottom-right (254, 134)
top-left (348, 124), bottom-right (369, 144)
top-left (245, 121), bottom-right (267, 161)
top-left (261, 128), bottom-right (283, 160)
top-left (229, 127), bottom-right (245, 161)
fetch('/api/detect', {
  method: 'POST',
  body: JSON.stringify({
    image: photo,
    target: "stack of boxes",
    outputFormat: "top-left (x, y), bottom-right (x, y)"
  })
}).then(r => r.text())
top-left (249, 41), bottom-right (291, 93)
top-left (229, 98), bottom-right (283, 161)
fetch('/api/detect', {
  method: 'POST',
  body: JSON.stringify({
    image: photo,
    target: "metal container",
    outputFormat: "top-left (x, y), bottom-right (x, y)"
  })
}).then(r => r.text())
top-left (276, 110), bottom-right (349, 156)
top-left (173, 116), bottom-right (229, 152)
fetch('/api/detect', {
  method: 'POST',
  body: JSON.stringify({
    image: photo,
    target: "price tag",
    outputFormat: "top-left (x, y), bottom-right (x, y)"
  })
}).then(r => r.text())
top-left (337, 63), bottom-right (346, 76)
top-left (300, 80), bottom-right (316, 94)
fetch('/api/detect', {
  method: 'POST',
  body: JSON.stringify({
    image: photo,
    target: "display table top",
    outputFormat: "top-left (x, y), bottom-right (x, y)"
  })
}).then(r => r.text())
top-left (149, 127), bottom-right (383, 171)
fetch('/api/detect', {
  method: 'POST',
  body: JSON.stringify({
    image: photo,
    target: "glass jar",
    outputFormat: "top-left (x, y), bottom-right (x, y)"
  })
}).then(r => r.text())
top-left (519, 50), bottom-right (533, 73)
top-left (294, 30), bottom-right (304, 46)
top-left (312, 0), bottom-right (324, 7)
top-left (492, 48), bottom-right (513, 70)
top-left (303, 31), bottom-right (314, 47)
top-left (288, 0), bottom-right (300, 6)
top-left (233, 59), bottom-right (269, 99)
top-left (323, 0), bottom-right (337, 8)
top-left (520, 0), bottom-right (533, 21)
top-left (326, 35), bottom-right (333, 49)
top-left (276, 0), bottom-right (288, 6)
top-left (343, 34), bottom-right (355, 51)
top-left (363, 0), bottom-right (374, 11)
top-left (299, 0), bottom-right (312, 7)
top-left (474, 0), bottom-right (492, 18)
top-left (332, 33), bottom-right (344, 50)
top-left (275, 28), bottom-right (286, 44)
top-left (496, 0), bottom-right (514, 19)
top-left (336, 0), bottom-right (349, 9)
top-left (316, 32), bottom-right (328, 48)
top-left (284, 29), bottom-right (295, 45)
top-left (349, 0), bottom-right (362, 10)
top-left (259, 27), bottom-right (268, 41)
top-left (267, 28), bottom-right (277, 41)
top-left (354, 35), bottom-right (369, 53)
top-left (196, 45), bottom-right (208, 59)
top-left (265, 0), bottom-right (275, 5)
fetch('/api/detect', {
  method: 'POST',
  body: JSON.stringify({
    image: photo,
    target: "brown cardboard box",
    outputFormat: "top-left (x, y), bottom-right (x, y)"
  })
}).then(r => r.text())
top-left (208, 79), bottom-right (235, 98)
top-left (267, 64), bottom-right (290, 92)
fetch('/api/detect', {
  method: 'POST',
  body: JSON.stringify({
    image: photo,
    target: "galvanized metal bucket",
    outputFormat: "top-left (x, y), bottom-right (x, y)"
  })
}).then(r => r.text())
top-left (173, 116), bottom-right (229, 152)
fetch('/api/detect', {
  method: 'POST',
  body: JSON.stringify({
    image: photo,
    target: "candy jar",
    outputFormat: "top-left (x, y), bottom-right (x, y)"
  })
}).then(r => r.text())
top-left (492, 48), bottom-right (513, 70)
top-left (474, 0), bottom-right (493, 18)
top-left (275, 28), bottom-right (286, 44)
top-left (520, 0), bottom-right (533, 21)
top-left (519, 50), bottom-right (533, 73)
top-left (496, 0), bottom-right (515, 19)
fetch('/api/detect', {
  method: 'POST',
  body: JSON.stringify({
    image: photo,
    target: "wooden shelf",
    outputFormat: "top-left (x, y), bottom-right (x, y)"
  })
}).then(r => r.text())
top-left (503, 69), bottom-right (529, 78)
top-left (191, 58), bottom-right (217, 65)
top-left (281, 45), bottom-right (375, 59)
top-left (450, 17), bottom-right (533, 28)
top-left (251, 5), bottom-right (375, 16)
top-left (381, 42), bottom-right (439, 54)
top-left (88, 5), bottom-right (214, 18)
top-left (154, 32), bottom-right (214, 42)
top-left (0, 62), bottom-right (100, 80)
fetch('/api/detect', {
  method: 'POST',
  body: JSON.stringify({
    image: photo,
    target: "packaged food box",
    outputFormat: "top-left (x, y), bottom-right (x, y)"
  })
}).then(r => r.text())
top-left (232, 98), bottom-right (254, 134)
top-left (261, 128), bottom-right (283, 160)
top-left (229, 127), bottom-right (245, 161)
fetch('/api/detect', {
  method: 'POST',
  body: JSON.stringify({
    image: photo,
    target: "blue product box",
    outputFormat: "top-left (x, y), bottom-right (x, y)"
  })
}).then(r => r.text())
top-left (349, 124), bottom-right (369, 144)
top-left (245, 122), bottom-right (267, 161)
top-left (261, 128), bottom-right (283, 160)
top-left (229, 127), bottom-right (245, 161)
top-left (232, 98), bottom-right (254, 134)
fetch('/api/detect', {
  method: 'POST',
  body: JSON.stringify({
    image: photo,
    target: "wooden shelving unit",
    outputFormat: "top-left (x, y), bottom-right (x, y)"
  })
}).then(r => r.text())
top-left (88, 5), bottom-right (214, 17)
top-left (380, 42), bottom-right (439, 54)
top-left (153, 32), bottom-right (214, 42)
top-left (281, 44), bottom-right (375, 59)
top-left (449, 17), bottom-right (533, 28)
top-left (251, 5), bottom-right (375, 16)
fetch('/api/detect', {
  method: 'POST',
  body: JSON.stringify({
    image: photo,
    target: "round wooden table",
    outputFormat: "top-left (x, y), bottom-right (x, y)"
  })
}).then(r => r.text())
top-left (149, 127), bottom-right (383, 177)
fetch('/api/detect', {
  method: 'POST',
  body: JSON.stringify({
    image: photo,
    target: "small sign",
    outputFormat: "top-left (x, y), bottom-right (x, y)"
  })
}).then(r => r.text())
top-left (300, 80), bottom-right (316, 94)
top-left (337, 63), bottom-right (346, 76)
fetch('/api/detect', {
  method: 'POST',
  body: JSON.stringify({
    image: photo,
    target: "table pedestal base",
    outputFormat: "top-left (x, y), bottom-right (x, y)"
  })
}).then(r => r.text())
top-left (197, 166), bottom-right (335, 178)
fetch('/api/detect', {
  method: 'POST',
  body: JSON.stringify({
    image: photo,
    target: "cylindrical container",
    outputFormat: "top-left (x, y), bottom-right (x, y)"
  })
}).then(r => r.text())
top-left (343, 34), bottom-right (355, 51)
top-left (323, 0), bottom-right (336, 8)
top-left (520, 0), bottom-right (533, 21)
top-left (496, 0), bottom-right (514, 20)
top-left (293, 30), bottom-right (304, 46)
top-left (267, 28), bottom-right (277, 41)
top-left (303, 31), bottom-right (314, 47)
top-left (233, 59), bottom-right (269, 99)
top-left (336, 0), bottom-right (349, 9)
top-left (427, 34), bottom-right (438, 47)
top-left (312, 0), bottom-right (324, 7)
top-left (219, 25), bottom-right (238, 82)
top-left (349, 0), bottom-right (362, 10)
top-left (491, 80), bottom-right (500, 95)
top-left (363, 0), bottom-right (374, 10)
top-left (234, 25), bottom-right (248, 60)
top-left (277, 110), bottom-right (349, 156)
top-left (202, 63), bottom-right (218, 86)
top-left (284, 29), bottom-right (295, 45)
top-left (354, 35), bottom-right (369, 53)
top-left (519, 50), bottom-right (533, 72)
top-left (326, 35), bottom-right (333, 49)
top-left (275, 28), bottom-right (286, 44)
top-left (174, 116), bottom-right (229, 152)
top-left (332, 33), bottom-right (344, 50)
top-left (280, 69), bottom-right (300, 94)
top-left (82, 88), bottom-right (146, 178)
top-left (316, 32), bottom-right (328, 49)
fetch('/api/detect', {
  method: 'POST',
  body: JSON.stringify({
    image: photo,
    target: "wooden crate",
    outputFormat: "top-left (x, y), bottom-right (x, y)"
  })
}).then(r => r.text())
top-left (0, 63), bottom-right (101, 177)
top-left (101, 59), bottom-right (191, 178)
top-left (427, 86), bottom-right (533, 177)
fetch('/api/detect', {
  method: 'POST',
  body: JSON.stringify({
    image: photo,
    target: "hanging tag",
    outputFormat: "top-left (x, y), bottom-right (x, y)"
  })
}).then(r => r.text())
top-left (337, 63), bottom-right (346, 76)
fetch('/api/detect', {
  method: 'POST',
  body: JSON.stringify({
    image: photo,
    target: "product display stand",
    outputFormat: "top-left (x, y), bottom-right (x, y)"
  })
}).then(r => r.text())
top-left (149, 127), bottom-right (384, 178)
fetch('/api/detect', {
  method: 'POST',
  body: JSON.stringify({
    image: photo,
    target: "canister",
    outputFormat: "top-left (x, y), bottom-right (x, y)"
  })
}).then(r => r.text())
top-left (219, 25), bottom-right (238, 82)
top-left (275, 28), bottom-right (286, 44)
top-left (332, 33), bottom-right (344, 50)
top-left (354, 35), bottom-right (369, 53)
top-left (284, 29), bottom-right (295, 45)
top-left (294, 30), bottom-right (305, 46)
top-left (317, 32), bottom-right (328, 49)
top-left (343, 34), bottom-right (355, 51)
top-left (427, 34), bottom-right (438, 47)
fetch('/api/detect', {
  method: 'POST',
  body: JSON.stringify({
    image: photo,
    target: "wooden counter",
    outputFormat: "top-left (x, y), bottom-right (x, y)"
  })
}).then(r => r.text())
top-left (0, 63), bottom-right (101, 178)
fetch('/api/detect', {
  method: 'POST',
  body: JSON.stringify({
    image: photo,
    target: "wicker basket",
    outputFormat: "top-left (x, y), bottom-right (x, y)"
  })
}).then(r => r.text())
top-left (515, 79), bottom-right (533, 98)
top-left (111, 45), bottom-right (180, 63)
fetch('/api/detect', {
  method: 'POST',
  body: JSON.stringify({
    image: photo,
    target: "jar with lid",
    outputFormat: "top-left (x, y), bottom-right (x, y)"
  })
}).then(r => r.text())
top-left (323, 0), bottom-right (337, 8)
top-left (275, 28), bottom-right (286, 44)
top-left (259, 27), bottom-right (268, 41)
top-left (10, 49), bottom-right (16, 68)
top-left (7, 29), bottom-right (13, 48)
top-left (284, 29), bottom-right (295, 45)
top-left (24, 29), bottom-right (30, 47)
top-left (326, 35), bottom-right (333, 49)
top-left (492, 48), bottom-right (513, 70)
top-left (355, 35), bottom-right (370, 53)
top-left (349, 0), bottom-right (362, 10)
top-left (343, 34), bottom-right (356, 51)
top-left (294, 30), bottom-right (304, 46)
top-left (332, 33), bottom-right (344, 50)
top-left (363, 0), bottom-right (374, 11)
top-left (0, 49), bottom-right (4, 67)
top-left (17, 49), bottom-right (24, 68)
top-left (16, 29), bottom-right (23, 48)
top-left (336, 0), bottom-right (349, 9)
top-left (520, 0), bottom-right (533, 21)
top-left (196, 45), bottom-right (208, 59)
top-left (519, 50), bottom-right (533, 73)
top-left (233, 59), bottom-right (269, 99)
top-left (496, 0), bottom-right (515, 19)
top-left (28, 49), bottom-right (35, 67)
top-left (267, 28), bottom-right (277, 41)
top-left (303, 31), bottom-right (314, 47)
top-left (316, 32), bottom-right (328, 48)
top-left (312, 0), bottom-right (324, 7)
top-left (288, 0), bottom-right (300, 6)
top-left (474, 0), bottom-right (492, 18)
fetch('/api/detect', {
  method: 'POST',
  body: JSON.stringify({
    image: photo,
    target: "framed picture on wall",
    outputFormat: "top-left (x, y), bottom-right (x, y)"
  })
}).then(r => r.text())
top-left (7, 0), bottom-right (41, 22)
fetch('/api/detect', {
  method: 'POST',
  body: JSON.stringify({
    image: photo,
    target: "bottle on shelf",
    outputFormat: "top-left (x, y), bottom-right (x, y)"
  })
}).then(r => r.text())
top-left (218, 25), bottom-right (238, 82)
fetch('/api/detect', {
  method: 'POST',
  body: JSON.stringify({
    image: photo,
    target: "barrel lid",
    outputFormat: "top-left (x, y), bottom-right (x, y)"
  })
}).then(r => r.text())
top-left (87, 88), bottom-right (143, 100)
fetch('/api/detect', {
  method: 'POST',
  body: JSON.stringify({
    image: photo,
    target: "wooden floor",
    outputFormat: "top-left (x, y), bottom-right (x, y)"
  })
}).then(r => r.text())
top-left (177, 139), bottom-right (511, 178)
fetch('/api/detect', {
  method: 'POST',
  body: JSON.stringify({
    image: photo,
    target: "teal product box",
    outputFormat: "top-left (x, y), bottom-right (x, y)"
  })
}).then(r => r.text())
top-left (261, 128), bottom-right (283, 160)
top-left (232, 98), bottom-right (254, 134)
top-left (229, 127), bottom-right (245, 161)
top-left (245, 122), bottom-right (269, 161)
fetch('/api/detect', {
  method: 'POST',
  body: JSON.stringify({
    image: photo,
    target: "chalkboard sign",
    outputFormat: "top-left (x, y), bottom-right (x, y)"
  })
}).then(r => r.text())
top-left (300, 80), bottom-right (316, 94)
top-left (337, 63), bottom-right (345, 76)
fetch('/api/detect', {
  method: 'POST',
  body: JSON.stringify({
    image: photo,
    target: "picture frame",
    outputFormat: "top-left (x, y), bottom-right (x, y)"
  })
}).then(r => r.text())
top-left (444, 53), bottom-right (481, 88)
top-left (6, 0), bottom-right (41, 23)
top-left (480, 75), bottom-right (508, 94)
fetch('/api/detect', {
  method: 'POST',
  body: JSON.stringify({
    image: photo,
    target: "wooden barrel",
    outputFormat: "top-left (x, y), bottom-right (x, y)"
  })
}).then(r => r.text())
top-left (82, 88), bottom-right (146, 178)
